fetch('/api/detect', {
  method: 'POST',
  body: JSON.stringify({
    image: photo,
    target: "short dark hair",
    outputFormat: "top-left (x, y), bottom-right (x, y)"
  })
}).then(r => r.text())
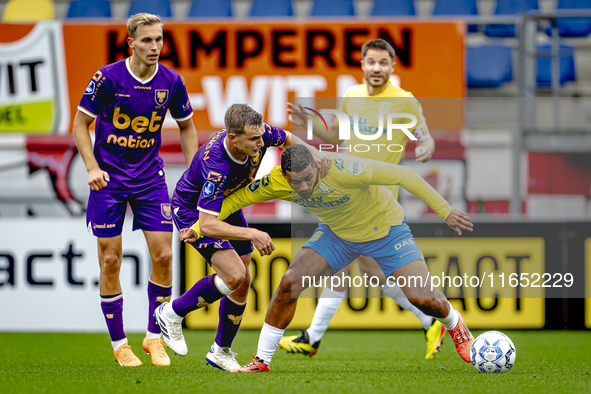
top-left (281, 145), bottom-right (314, 174)
top-left (224, 104), bottom-right (263, 135)
top-left (361, 39), bottom-right (396, 62)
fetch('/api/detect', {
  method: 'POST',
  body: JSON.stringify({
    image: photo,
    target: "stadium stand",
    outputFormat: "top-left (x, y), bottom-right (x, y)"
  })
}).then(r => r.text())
top-left (66, 0), bottom-right (112, 19)
top-left (545, 0), bottom-right (591, 37)
top-left (536, 43), bottom-right (577, 85)
top-left (188, 0), bottom-right (232, 17)
top-left (310, 0), bottom-right (355, 17)
top-left (484, 0), bottom-right (539, 37)
top-left (432, 0), bottom-right (479, 32)
top-left (128, 0), bottom-right (172, 18)
top-left (467, 44), bottom-right (513, 88)
top-left (370, 0), bottom-right (416, 16)
top-left (249, 0), bottom-right (293, 17)
top-left (2, 0), bottom-right (55, 22)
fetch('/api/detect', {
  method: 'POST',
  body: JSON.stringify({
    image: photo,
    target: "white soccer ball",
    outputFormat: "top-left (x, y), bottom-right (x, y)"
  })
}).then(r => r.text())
top-left (470, 331), bottom-right (516, 373)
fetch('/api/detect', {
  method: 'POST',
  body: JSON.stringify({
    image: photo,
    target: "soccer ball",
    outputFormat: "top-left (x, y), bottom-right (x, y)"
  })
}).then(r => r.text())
top-left (470, 331), bottom-right (516, 373)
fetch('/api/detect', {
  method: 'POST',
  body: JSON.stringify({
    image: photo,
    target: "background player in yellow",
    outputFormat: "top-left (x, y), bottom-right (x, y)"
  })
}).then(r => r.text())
top-left (286, 38), bottom-right (442, 359)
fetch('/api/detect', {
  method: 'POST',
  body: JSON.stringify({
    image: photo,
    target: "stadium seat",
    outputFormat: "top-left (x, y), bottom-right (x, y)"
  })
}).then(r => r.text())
top-left (536, 43), bottom-right (576, 86)
top-left (250, 0), bottom-right (293, 17)
top-left (2, 0), bottom-right (55, 22)
top-left (188, 0), bottom-right (232, 18)
top-left (484, 0), bottom-right (539, 37)
top-left (467, 44), bottom-right (513, 88)
top-left (128, 0), bottom-right (172, 18)
top-left (310, 0), bottom-right (355, 17)
top-left (432, 0), bottom-right (479, 33)
top-left (545, 0), bottom-right (591, 37)
top-left (66, 0), bottom-right (111, 19)
top-left (371, 0), bottom-right (416, 17)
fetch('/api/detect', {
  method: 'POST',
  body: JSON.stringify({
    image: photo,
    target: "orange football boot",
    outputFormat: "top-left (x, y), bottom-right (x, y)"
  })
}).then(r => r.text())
top-left (113, 344), bottom-right (142, 367)
top-left (142, 337), bottom-right (171, 367)
top-left (448, 312), bottom-right (474, 363)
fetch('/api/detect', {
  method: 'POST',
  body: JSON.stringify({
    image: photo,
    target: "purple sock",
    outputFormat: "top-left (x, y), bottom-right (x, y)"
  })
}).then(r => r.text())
top-left (215, 296), bottom-right (246, 348)
top-left (172, 274), bottom-right (225, 317)
top-left (147, 281), bottom-right (171, 334)
top-left (101, 295), bottom-right (125, 341)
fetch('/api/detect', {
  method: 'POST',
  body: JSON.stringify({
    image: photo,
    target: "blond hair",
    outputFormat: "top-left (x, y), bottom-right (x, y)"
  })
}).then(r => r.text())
top-left (127, 13), bottom-right (162, 39)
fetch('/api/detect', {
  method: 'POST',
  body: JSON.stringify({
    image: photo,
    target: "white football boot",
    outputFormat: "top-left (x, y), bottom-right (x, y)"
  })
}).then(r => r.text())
top-left (205, 346), bottom-right (241, 371)
top-left (154, 302), bottom-right (188, 356)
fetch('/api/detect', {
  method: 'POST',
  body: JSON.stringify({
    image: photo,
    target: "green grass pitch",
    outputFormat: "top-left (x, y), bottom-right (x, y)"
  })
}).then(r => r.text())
top-left (1, 330), bottom-right (590, 393)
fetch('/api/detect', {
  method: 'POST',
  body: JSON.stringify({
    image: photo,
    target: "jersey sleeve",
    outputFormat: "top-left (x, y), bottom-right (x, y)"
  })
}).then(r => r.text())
top-left (196, 165), bottom-right (230, 216)
top-left (168, 74), bottom-right (193, 121)
top-left (407, 97), bottom-right (431, 143)
top-left (78, 68), bottom-right (109, 118)
top-left (369, 160), bottom-right (451, 219)
top-left (262, 123), bottom-right (289, 147)
top-left (190, 166), bottom-right (291, 236)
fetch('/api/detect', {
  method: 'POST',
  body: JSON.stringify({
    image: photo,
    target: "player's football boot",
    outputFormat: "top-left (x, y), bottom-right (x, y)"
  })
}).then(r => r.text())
top-left (278, 330), bottom-right (320, 356)
top-left (205, 346), bottom-right (241, 371)
top-left (142, 336), bottom-right (171, 367)
top-left (448, 312), bottom-right (474, 363)
top-left (230, 354), bottom-right (270, 373)
top-left (154, 302), bottom-right (188, 356)
top-left (113, 344), bottom-right (143, 367)
top-left (424, 318), bottom-right (446, 360)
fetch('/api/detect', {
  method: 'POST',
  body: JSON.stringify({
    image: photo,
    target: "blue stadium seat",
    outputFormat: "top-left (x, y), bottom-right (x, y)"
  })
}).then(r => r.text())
top-left (188, 0), bottom-right (231, 18)
top-left (545, 0), bottom-right (591, 37)
top-left (128, 0), bottom-right (172, 18)
top-left (484, 0), bottom-right (539, 37)
top-left (250, 0), bottom-right (293, 17)
top-left (66, 0), bottom-right (111, 19)
top-left (432, 0), bottom-right (478, 33)
top-left (467, 44), bottom-right (513, 88)
top-left (536, 44), bottom-right (576, 86)
top-left (310, 0), bottom-right (355, 17)
top-left (371, 0), bottom-right (415, 17)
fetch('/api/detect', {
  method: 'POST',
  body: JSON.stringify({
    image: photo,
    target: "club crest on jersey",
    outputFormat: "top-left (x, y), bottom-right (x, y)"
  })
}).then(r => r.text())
top-left (251, 152), bottom-right (261, 165)
top-left (155, 89), bottom-right (169, 106)
top-left (318, 180), bottom-right (332, 194)
top-left (203, 181), bottom-right (215, 197)
top-left (84, 80), bottom-right (95, 95)
top-left (161, 204), bottom-right (172, 220)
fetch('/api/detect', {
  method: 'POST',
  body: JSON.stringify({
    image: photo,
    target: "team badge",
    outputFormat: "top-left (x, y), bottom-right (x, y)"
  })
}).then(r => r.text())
top-left (155, 89), bottom-right (169, 106)
top-left (333, 158), bottom-right (345, 171)
top-left (378, 101), bottom-right (391, 113)
top-left (161, 204), bottom-right (172, 220)
top-left (251, 152), bottom-right (261, 165)
top-left (203, 181), bottom-right (215, 197)
top-left (248, 179), bottom-right (261, 193)
top-left (84, 80), bottom-right (95, 95)
top-left (318, 180), bottom-right (332, 194)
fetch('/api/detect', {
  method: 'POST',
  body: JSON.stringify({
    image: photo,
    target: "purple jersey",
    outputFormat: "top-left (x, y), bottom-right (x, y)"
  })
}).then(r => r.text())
top-left (78, 58), bottom-right (193, 188)
top-left (172, 124), bottom-right (287, 222)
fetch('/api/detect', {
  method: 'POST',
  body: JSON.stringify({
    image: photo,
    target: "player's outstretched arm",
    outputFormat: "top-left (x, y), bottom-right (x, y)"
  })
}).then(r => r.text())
top-left (72, 110), bottom-right (110, 191)
top-left (199, 212), bottom-right (275, 256)
top-left (444, 208), bottom-right (473, 236)
top-left (183, 168), bottom-right (292, 243)
top-left (177, 118), bottom-right (198, 167)
top-left (287, 102), bottom-right (341, 145)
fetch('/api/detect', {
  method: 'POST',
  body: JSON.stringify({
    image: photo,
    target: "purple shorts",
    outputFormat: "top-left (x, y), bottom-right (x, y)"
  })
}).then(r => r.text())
top-left (86, 177), bottom-right (173, 237)
top-left (173, 208), bottom-right (253, 264)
